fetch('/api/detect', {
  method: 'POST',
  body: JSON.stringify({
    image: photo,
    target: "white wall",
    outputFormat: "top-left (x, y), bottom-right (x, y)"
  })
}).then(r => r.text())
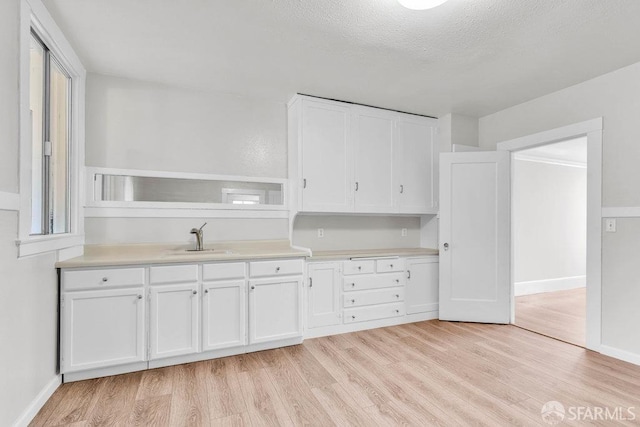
top-left (292, 215), bottom-right (420, 251)
top-left (513, 159), bottom-right (586, 292)
top-left (0, 1), bottom-right (60, 425)
top-left (85, 73), bottom-right (292, 244)
top-left (479, 60), bottom-right (640, 356)
top-left (438, 113), bottom-right (479, 152)
top-left (85, 217), bottom-right (288, 245)
top-left (86, 73), bottom-right (287, 178)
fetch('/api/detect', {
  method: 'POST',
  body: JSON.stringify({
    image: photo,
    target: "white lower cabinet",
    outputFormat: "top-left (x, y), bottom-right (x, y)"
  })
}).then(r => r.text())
top-left (307, 262), bottom-right (342, 329)
top-left (406, 257), bottom-right (439, 314)
top-left (249, 277), bottom-right (303, 344)
top-left (62, 287), bottom-right (146, 373)
top-left (149, 282), bottom-right (200, 360)
top-left (202, 280), bottom-right (247, 351)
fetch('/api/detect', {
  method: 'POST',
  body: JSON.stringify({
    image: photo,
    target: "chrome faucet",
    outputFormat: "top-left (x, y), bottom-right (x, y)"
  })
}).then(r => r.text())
top-left (190, 222), bottom-right (207, 251)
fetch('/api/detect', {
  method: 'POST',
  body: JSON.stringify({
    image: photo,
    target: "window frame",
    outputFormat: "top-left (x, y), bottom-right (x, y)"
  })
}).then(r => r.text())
top-left (18, 0), bottom-right (86, 258)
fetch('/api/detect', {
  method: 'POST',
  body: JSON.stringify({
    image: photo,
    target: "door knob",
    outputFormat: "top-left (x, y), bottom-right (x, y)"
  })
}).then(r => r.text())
top-left (443, 243), bottom-right (449, 251)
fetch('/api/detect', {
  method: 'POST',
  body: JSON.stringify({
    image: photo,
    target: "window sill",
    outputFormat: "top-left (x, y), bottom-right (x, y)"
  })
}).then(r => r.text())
top-left (17, 233), bottom-right (84, 258)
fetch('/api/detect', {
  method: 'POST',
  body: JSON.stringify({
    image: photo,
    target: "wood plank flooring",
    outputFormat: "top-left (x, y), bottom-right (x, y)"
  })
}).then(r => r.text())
top-left (515, 288), bottom-right (586, 347)
top-left (31, 320), bottom-right (640, 426)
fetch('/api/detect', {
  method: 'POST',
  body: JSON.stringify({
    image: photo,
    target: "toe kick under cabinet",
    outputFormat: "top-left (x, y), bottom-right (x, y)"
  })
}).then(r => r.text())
top-left (60, 258), bottom-right (304, 382)
top-left (305, 255), bottom-right (439, 338)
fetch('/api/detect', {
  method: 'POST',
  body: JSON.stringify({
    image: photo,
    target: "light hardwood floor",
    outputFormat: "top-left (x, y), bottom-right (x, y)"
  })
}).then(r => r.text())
top-left (515, 287), bottom-right (586, 347)
top-left (31, 320), bottom-right (640, 426)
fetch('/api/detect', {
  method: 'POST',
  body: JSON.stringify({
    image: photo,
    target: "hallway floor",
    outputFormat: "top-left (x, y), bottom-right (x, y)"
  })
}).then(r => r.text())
top-left (515, 287), bottom-right (586, 347)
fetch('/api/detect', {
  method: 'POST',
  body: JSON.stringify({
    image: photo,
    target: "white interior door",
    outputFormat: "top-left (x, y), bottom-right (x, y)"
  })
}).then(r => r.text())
top-left (439, 151), bottom-right (511, 323)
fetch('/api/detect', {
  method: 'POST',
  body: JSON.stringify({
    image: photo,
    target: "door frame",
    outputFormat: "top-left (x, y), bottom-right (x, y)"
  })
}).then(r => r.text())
top-left (496, 118), bottom-right (602, 351)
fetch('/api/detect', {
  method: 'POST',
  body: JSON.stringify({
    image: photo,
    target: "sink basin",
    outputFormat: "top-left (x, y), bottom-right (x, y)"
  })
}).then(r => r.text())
top-left (165, 248), bottom-right (235, 256)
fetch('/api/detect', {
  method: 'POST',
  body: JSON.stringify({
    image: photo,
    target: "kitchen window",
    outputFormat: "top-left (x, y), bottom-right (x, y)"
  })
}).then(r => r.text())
top-left (18, 0), bottom-right (86, 258)
top-left (29, 30), bottom-right (71, 235)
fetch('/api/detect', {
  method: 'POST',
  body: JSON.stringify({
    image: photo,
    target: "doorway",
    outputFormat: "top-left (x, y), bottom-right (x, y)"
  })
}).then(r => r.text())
top-left (512, 137), bottom-right (587, 347)
top-left (496, 118), bottom-right (602, 351)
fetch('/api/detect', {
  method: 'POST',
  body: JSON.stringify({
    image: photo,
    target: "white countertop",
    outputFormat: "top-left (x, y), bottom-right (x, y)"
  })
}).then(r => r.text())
top-left (56, 240), bottom-right (310, 268)
top-left (56, 240), bottom-right (439, 269)
top-left (308, 247), bottom-right (439, 261)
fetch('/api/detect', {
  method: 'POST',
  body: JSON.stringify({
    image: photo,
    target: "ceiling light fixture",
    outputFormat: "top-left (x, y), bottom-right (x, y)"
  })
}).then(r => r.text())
top-left (398, 0), bottom-right (449, 10)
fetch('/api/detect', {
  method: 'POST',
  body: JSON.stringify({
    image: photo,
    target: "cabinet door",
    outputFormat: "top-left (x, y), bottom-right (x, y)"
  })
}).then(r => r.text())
top-left (301, 100), bottom-right (353, 212)
top-left (406, 257), bottom-right (439, 314)
top-left (149, 283), bottom-right (199, 359)
top-left (307, 263), bottom-right (341, 329)
top-left (353, 108), bottom-right (396, 213)
top-left (61, 288), bottom-right (145, 373)
top-left (202, 280), bottom-right (247, 351)
top-left (397, 117), bottom-right (437, 214)
top-left (249, 277), bottom-right (302, 344)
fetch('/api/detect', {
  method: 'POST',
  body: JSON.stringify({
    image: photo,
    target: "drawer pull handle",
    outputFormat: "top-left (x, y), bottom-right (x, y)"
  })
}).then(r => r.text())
top-left (352, 316), bottom-right (356, 320)
top-left (390, 264), bottom-right (394, 268)
top-left (193, 290), bottom-right (198, 295)
top-left (137, 295), bottom-right (142, 300)
top-left (351, 283), bottom-right (355, 288)
top-left (102, 277), bottom-right (108, 282)
top-left (351, 299), bottom-right (355, 303)
top-left (395, 309), bottom-right (400, 314)
top-left (395, 294), bottom-right (400, 298)
top-left (407, 270), bottom-right (411, 280)
top-left (395, 279), bottom-right (400, 283)
top-left (357, 266), bottom-right (362, 271)
top-left (276, 267), bottom-right (281, 272)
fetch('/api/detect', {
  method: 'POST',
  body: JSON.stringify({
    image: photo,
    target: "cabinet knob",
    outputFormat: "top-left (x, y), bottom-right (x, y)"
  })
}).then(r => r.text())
top-left (390, 264), bottom-right (394, 268)
top-left (101, 277), bottom-right (108, 282)
top-left (357, 266), bottom-right (361, 271)
top-left (443, 243), bottom-right (449, 251)
top-left (395, 294), bottom-right (400, 298)
top-left (137, 295), bottom-right (142, 299)
top-left (351, 299), bottom-right (355, 303)
top-left (193, 290), bottom-right (197, 295)
top-left (204, 289), bottom-right (209, 294)
top-left (352, 316), bottom-right (356, 320)
top-left (251, 286), bottom-right (255, 290)
top-left (395, 279), bottom-right (400, 283)
top-left (395, 309), bottom-right (400, 314)
top-left (351, 283), bottom-right (355, 288)
top-left (276, 266), bottom-right (281, 272)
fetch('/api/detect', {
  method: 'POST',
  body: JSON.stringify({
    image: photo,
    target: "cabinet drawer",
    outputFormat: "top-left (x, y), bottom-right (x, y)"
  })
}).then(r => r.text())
top-left (150, 264), bottom-right (198, 285)
top-left (344, 303), bottom-right (405, 324)
top-left (63, 268), bottom-right (145, 291)
top-left (376, 258), bottom-right (404, 273)
top-left (343, 287), bottom-right (404, 308)
top-left (343, 272), bottom-right (405, 292)
top-left (249, 259), bottom-right (304, 277)
top-left (203, 262), bottom-right (246, 281)
top-left (343, 260), bottom-right (375, 275)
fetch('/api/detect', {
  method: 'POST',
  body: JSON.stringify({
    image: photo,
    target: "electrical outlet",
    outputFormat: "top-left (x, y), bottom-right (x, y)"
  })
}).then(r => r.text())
top-left (317, 228), bottom-right (324, 238)
top-left (401, 228), bottom-right (408, 237)
top-left (605, 219), bottom-right (616, 233)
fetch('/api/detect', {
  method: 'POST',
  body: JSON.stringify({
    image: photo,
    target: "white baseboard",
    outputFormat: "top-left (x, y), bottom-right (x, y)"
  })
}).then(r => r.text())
top-left (0, 191), bottom-right (20, 211)
top-left (599, 345), bottom-right (640, 366)
top-left (515, 275), bottom-right (586, 296)
top-left (12, 375), bottom-right (61, 427)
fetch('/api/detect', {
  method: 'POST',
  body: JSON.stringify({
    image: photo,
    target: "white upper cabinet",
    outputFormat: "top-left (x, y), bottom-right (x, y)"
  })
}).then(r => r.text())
top-left (396, 116), bottom-right (438, 214)
top-left (289, 95), bottom-right (438, 215)
top-left (300, 99), bottom-right (353, 212)
top-left (353, 107), bottom-right (397, 213)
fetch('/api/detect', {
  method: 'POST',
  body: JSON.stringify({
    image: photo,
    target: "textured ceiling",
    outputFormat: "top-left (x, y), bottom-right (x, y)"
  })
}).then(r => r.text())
top-left (43, 0), bottom-right (640, 117)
